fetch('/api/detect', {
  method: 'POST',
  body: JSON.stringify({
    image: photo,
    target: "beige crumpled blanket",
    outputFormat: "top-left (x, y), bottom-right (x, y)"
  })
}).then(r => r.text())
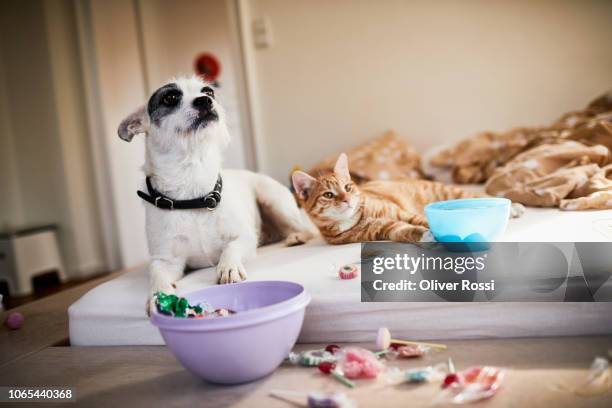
top-left (430, 92), bottom-right (612, 210)
top-left (308, 130), bottom-right (423, 183)
top-left (486, 141), bottom-right (612, 210)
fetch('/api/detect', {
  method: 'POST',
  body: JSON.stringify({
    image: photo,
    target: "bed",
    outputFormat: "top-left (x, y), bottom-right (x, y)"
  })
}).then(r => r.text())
top-left (68, 206), bottom-right (612, 346)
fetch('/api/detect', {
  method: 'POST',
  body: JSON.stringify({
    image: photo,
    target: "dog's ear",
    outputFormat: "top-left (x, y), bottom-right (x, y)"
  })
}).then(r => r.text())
top-left (118, 106), bottom-right (149, 142)
top-left (292, 171), bottom-right (316, 200)
top-left (334, 153), bottom-right (350, 179)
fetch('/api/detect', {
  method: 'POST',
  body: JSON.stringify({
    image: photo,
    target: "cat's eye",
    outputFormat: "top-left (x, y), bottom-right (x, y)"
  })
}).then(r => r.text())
top-left (345, 184), bottom-right (352, 192)
top-left (322, 192), bottom-right (334, 199)
top-left (201, 87), bottom-right (215, 98)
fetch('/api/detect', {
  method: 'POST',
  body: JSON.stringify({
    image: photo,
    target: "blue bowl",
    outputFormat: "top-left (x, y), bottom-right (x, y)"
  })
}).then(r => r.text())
top-left (424, 198), bottom-right (511, 248)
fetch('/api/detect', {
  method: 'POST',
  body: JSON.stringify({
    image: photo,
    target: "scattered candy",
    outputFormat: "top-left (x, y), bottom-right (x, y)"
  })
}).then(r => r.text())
top-left (269, 389), bottom-right (355, 408)
top-left (154, 292), bottom-right (234, 318)
top-left (335, 347), bottom-right (384, 380)
top-left (377, 348), bottom-right (397, 360)
top-left (376, 327), bottom-right (447, 351)
top-left (555, 357), bottom-right (612, 397)
top-left (387, 364), bottom-right (447, 385)
top-left (397, 344), bottom-right (425, 358)
top-left (443, 357), bottom-right (461, 388)
top-left (443, 373), bottom-right (461, 388)
top-left (318, 361), bottom-right (336, 374)
top-left (307, 391), bottom-right (355, 408)
top-left (434, 366), bottom-right (506, 404)
top-left (331, 368), bottom-right (357, 388)
top-left (315, 360), bottom-right (355, 389)
top-left (288, 349), bottom-right (335, 367)
top-left (325, 344), bottom-right (341, 354)
top-left (4, 311), bottom-right (24, 330)
top-left (338, 264), bottom-right (359, 280)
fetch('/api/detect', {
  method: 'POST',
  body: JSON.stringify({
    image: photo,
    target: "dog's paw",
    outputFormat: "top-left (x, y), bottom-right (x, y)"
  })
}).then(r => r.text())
top-left (285, 231), bottom-right (309, 247)
top-left (145, 296), bottom-right (156, 317)
top-left (146, 283), bottom-right (177, 316)
top-left (510, 203), bottom-right (525, 218)
top-left (418, 229), bottom-right (436, 243)
top-left (217, 261), bottom-right (247, 284)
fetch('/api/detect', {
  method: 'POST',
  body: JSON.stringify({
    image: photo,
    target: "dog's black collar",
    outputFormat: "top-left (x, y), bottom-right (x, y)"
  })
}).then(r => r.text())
top-left (137, 175), bottom-right (222, 211)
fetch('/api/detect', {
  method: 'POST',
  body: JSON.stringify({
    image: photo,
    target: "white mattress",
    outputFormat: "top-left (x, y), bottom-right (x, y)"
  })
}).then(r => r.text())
top-left (69, 207), bottom-right (612, 346)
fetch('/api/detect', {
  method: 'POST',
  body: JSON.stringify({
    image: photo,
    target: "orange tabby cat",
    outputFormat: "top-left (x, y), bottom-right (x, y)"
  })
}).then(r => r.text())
top-left (292, 153), bottom-right (483, 244)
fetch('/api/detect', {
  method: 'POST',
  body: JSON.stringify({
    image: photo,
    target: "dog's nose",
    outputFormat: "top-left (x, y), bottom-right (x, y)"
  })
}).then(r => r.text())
top-left (193, 96), bottom-right (213, 111)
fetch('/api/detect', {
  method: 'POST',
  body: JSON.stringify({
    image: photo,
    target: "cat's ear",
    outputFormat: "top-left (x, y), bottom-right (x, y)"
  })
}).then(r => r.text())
top-left (292, 171), bottom-right (316, 200)
top-left (334, 153), bottom-right (350, 179)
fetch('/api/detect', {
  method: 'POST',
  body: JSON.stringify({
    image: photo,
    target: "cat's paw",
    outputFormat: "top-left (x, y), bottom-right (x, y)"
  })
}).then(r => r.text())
top-left (217, 261), bottom-right (247, 284)
top-left (418, 230), bottom-right (436, 243)
top-left (510, 203), bottom-right (525, 218)
top-left (285, 231), bottom-right (309, 246)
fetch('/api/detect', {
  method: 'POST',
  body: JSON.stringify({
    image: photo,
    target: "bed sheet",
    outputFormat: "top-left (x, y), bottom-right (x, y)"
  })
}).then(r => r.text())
top-left (69, 207), bottom-right (612, 346)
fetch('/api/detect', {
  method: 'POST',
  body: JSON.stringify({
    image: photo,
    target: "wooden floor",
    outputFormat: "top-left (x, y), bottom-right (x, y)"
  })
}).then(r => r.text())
top-left (1, 271), bottom-right (112, 309)
top-left (0, 337), bottom-right (611, 407)
top-left (0, 272), bottom-right (611, 407)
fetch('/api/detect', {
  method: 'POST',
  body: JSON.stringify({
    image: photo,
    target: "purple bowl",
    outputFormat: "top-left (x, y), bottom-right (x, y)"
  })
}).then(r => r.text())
top-left (150, 281), bottom-right (311, 384)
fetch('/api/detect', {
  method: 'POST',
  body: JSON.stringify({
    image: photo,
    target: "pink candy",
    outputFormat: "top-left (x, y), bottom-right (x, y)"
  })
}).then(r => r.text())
top-left (4, 312), bottom-right (24, 330)
top-left (336, 347), bottom-right (383, 379)
top-left (338, 264), bottom-right (359, 280)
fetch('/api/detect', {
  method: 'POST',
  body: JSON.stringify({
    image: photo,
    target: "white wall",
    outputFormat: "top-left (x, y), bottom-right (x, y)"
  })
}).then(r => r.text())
top-left (82, 0), bottom-right (150, 269)
top-left (44, 0), bottom-right (106, 276)
top-left (0, 40), bottom-right (24, 230)
top-left (0, 0), bottom-right (105, 278)
top-left (244, 0), bottom-right (612, 181)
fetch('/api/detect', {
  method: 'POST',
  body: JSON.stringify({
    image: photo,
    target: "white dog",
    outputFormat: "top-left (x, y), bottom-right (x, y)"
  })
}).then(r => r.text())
top-left (118, 76), bottom-right (312, 308)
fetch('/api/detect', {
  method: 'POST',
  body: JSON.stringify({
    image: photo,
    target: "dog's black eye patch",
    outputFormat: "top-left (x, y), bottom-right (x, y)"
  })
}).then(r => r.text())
top-left (201, 87), bottom-right (215, 98)
top-left (148, 83), bottom-right (182, 126)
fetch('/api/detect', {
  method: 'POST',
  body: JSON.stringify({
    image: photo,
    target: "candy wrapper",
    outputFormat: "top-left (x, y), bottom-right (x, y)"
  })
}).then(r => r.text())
top-left (433, 366), bottom-right (506, 404)
top-left (555, 357), bottom-right (612, 397)
top-left (375, 327), bottom-right (446, 358)
top-left (334, 347), bottom-right (384, 380)
top-left (338, 264), bottom-right (359, 280)
top-left (154, 292), bottom-right (235, 318)
top-left (382, 343), bottom-right (432, 360)
top-left (288, 349), bottom-right (335, 367)
top-left (386, 364), bottom-right (447, 385)
top-left (270, 390), bottom-right (356, 408)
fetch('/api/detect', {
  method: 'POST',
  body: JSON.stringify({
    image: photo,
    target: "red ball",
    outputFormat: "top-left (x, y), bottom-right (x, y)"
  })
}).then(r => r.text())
top-left (318, 361), bottom-right (336, 374)
top-left (4, 312), bottom-right (24, 330)
top-left (325, 344), bottom-right (341, 354)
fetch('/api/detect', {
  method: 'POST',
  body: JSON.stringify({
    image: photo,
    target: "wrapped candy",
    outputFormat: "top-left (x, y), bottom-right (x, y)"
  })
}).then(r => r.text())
top-left (386, 364), bottom-right (447, 385)
top-left (334, 347), bottom-right (384, 380)
top-left (288, 349), bottom-right (335, 367)
top-left (376, 327), bottom-right (446, 352)
top-left (556, 357), bottom-right (612, 397)
top-left (4, 311), bottom-right (24, 330)
top-left (382, 344), bottom-right (428, 360)
top-left (269, 390), bottom-right (356, 408)
top-left (154, 292), bottom-right (234, 318)
top-left (433, 366), bottom-right (506, 404)
top-left (396, 344), bottom-right (426, 358)
top-left (338, 264), bottom-right (359, 280)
